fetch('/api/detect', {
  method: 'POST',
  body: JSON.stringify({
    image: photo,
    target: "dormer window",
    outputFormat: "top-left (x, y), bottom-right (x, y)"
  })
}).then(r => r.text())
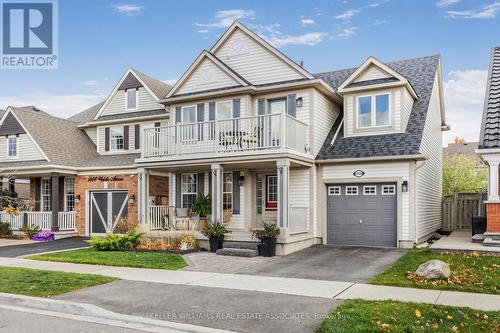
top-left (357, 93), bottom-right (390, 128)
top-left (7, 137), bottom-right (17, 157)
top-left (126, 89), bottom-right (137, 110)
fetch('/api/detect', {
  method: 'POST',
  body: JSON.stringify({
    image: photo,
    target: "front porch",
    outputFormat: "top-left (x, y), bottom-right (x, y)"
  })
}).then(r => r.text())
top-left (0, 211), bottom-right (76, 232)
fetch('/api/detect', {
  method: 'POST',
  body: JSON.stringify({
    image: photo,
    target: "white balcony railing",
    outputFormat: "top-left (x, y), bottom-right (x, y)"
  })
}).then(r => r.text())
top-left (58, 211), bottom-right (76, 231)
top-left (142, 113), bottom-right (308, 159)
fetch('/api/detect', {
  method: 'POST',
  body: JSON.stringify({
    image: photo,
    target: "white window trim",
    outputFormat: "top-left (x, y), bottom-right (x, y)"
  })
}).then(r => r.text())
top-left (7, 136), bottom-right (18, 158)
top-left (222, 172), bottom-right (233, 212)
top-left (64, 178), bottom-right (75, 212)
top-left (345, 186), bottom-right (358, 196)
top-left (382, 185), bottom-right (396, 195)
top-left (40, 178), bottom-right (52, 212)
top-left (216, 100), bottom-right (233, 120)
top-left (328, 186), bottom-right (341, 196)
top-left (363, 185), bottom-right (377, 195)
top-left (268, 98), bottom-right (287, 114)
top-left (181, 105), bottom-right (197, 124)
top-left (356, 92), bottom-right (391, 129)
top-left (125, 89), bottom-right (138, 110)
top-left (181, 173), bottom-right (198, 208)
top-left (109, 126), bottom-right (125, 151)
top-left (267, 175), bottom-right (278, 205)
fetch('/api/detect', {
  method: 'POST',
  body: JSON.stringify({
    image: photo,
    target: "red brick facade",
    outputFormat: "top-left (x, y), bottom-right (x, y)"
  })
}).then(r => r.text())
top-left (486, 203), bottom-right (500, 233)
top-left (149, 175), bottom-right (169, 205)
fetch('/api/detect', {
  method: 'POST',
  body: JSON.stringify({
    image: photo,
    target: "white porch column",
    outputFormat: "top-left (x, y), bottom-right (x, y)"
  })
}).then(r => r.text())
top-left (138, 168), bottom-right (149, 226)
top-left (483, 156), bottom-right (500, 202)
top-left (211, 164), bottom-right (223, 223)
top-left (277, 159), bottom-right (290, 229)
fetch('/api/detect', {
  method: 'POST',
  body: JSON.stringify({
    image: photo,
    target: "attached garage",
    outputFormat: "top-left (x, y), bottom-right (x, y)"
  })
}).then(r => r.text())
top-left (326, 183), bottom-right (397, 247)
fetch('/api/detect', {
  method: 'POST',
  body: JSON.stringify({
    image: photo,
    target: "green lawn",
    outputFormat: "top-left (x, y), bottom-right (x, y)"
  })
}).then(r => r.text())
top-left (371, 249), bottom-right (500, 295)
top-left (27, 248), bottom-right (187, 270)
top-left (0, 266), bottom-right (116, 297)
top-left (317, 300), bottom-right (500, 333)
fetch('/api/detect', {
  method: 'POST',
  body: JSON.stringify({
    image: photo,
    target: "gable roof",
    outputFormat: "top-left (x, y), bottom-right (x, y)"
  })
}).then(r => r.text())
top-left (210, 21), bottom-right (314, 80)
top-left (316, 55), bottom-right (441, 160)
top-left (92, 68), bottom-right (171, 120)
top-left (68, 102), bottom-right (104, 124)
top-left (166, 50), bottom-right (250, 98)
top-left (479, 46), bottom-right (500, 149)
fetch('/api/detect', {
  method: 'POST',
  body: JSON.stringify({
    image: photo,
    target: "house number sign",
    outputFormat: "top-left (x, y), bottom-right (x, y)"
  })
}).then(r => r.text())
top-left (353, 170), bottom-right (365, 178)
top-left (88, 176), bottom-right (124, 182)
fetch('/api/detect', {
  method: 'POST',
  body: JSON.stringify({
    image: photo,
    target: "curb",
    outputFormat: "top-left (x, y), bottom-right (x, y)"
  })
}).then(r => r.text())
top-left (0, 293), bottom-right (237, 333)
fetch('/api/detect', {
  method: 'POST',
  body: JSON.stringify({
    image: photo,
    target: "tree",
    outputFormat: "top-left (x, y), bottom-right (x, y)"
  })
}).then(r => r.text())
top-left (443, 154), bottom-right (487, 196)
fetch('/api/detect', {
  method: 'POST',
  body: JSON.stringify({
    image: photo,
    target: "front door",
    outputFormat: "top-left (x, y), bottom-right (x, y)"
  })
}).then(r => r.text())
top-left (89, 191), bottom-right (128, 234)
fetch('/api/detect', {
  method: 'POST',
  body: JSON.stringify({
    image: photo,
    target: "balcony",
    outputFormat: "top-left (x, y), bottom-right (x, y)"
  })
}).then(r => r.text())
top-left (141, 113), bottom-right (309, 160)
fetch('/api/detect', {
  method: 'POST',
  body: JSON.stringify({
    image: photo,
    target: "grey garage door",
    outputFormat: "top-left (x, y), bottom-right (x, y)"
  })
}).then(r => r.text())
top-left (89, 191), bottom-right (128, 234)
top-left (326, 183), bottom-right (397, 247)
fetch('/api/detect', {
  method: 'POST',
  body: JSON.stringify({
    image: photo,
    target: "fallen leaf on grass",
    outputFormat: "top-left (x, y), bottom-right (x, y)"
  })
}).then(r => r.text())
top-left (416, 309), bottom-right (422, 318)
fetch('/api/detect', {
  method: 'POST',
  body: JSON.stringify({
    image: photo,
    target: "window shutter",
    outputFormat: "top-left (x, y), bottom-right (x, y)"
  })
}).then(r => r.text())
top-left (134, 124), bottom-right (140, 149)
top-left (257, 98), bottom-right (265, 115)
top-left (58, 176), bottom-right (65, 211)
top-left (287, 94), bottom-right (297, 118)
top-left (123, 125), bottom-right (129, 150)
top-left (232, 99), bottom-right (240, 118)
top-left (175, 107), bottom-right (181, 123)
top-left (104, 127), bottom-right (110, 151)
top-left (198, 173), bottom-right (204, 196)
top-left (197, 103), bottom-right (204, 141)
top-left (208, 172), bottom-right (212, 198)
top-left (208, 102), bottom-right (215, 120)
top-left (34, 177), bottom-right (41, 211)
top-left (175, 174), bottom-right (181, 208)
top-left (233, 171), bottom-right (240, 215)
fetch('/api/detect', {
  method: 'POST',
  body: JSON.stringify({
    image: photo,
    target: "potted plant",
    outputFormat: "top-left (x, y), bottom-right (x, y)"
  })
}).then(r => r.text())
top-left (191, 194), bottom-right (211, 231)
top-left (201, 221), bottom-right (230, 252)
top-left (253, 222), bottom-right (280, 257)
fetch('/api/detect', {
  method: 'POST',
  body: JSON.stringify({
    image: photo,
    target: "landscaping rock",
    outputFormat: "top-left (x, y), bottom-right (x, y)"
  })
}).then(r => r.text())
top-left (415, 260), bottom-right (450, 279)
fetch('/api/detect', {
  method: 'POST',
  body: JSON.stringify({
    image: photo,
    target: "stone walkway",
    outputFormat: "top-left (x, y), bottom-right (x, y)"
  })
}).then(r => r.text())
top-left (181, 252), bottom-right (272, 273)
top-left (1, 257), bottom-right (499, 311)
top-left (431, 230), bottom-right (500, 253)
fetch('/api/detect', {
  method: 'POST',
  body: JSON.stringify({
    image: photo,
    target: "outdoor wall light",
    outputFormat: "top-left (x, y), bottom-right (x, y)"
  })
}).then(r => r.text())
top-left (75, 194), bottom-right (81, 203)
top-left (402, 181), bottom-right (408, 192)
top-left (129, 194), bottom-right (136, 204)
top-left (238, 176), bottom-right (245, 187)
top-left (296, 97), bottom-right (303, 108)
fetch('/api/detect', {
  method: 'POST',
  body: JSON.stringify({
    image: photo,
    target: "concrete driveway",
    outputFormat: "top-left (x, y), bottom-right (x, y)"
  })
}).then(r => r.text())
top-left (0, 237), bottom-right (89, 257)
top-left (57, 280), bottom-right (339, 333)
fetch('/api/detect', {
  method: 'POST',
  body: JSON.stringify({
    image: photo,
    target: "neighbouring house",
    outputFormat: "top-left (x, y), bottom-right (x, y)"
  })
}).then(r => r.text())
top-left (0, 22), bottom-right (447, 253)
top-left (444, 141), bottom-right (481, 162)
top-left (477, 46), bottom-right (500, 247)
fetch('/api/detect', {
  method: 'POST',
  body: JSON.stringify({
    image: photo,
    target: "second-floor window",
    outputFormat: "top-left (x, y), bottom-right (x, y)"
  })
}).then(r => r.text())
top-left (126, 89), bottom-right (137, 110)
top-left (181, 106), bottom-right (197, 123)
top-left (7, 137), bottom-right (17, 157)
top-left (216, 101), bottom-right (232, 120)
top-left (110, 127), bottom-right (124, 150)
top-left (268, 98), bottom-right (287, 115)
top-left (357, 93), bottom-right (390, 128)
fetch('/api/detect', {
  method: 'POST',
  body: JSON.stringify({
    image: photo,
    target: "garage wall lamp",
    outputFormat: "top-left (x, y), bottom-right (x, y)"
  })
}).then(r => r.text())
top-left (75, 194), bottom-right (81, 203)
top-left (129, 194), bottom-right (136, 204)
top-left (402, 181), bottom-right (408, 192)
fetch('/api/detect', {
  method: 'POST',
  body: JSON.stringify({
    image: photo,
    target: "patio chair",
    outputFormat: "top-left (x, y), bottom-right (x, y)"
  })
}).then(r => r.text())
top-left (174, 208), bottom-right (191, 231)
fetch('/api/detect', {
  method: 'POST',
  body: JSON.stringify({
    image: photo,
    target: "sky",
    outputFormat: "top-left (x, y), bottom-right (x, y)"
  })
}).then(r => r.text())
top-left (0, 0), bottom-right (499, 146)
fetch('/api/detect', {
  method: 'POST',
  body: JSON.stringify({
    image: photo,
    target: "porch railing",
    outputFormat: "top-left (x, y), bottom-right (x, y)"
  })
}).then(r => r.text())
top-left (26, 212), bottom-right (52, 230)
top-left (0, 212), bottom-right (23, 230)
top-left (58, 211), bottom-right (76, 231)
top-left (142, 113), bottom-right (309, 159)
top-left (150, 205), bottom-right (169, 231)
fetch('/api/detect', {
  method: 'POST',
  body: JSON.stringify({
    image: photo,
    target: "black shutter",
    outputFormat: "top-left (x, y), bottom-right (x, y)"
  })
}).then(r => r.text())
top-left (104, 127), bottom-right (110, 151)
top-left (209, 102), bottom-right (215, 120)
top-left (208, 172), bottom-right (212, 198)
top-left (287, 94), bottom-right (297, 118)
top-left (58, 176), bottom-right (65, 211)
top-left (197, 103), bottom-right (204, 141)
top-left (257, 98), bottom-right (265, 115)
top-left (233, 99), bottom-right (240, 118)
top-left (176, 174), bottom-right (181, 208)
top-left (198, 173), bottom-right (204, 195)
top-left (123, 125), bottom-right (129, 150)
top-left (134, 124), bottom-right (140, 149)
top-left (175, 107), bottom-right (181, 123)
top-left (233, 171), bottom-right (240, 215)
top-left (34, 177), bottom-right (41, 211)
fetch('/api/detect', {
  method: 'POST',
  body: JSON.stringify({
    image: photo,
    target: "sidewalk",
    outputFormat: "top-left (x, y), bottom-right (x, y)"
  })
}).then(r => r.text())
top-left (1, 257), bottom-right (499, 311)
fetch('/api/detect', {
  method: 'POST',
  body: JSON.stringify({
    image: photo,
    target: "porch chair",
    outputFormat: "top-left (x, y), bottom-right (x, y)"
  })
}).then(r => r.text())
top-left (174, 208), bottom-right (191, 231)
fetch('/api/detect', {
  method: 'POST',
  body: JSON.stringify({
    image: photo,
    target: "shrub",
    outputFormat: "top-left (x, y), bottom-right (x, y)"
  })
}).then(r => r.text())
top-left (21, 225), bottom-right (41, 239)
top-left (252, 222), bottom-right (280, 240)
top-left (191, 194), bottom-right (211, 217)
top-left (179, 234), bottom-right (197, 250)
top-left (201, 221), bottom-right (230, 238)
top-left (89, 230), bottom-right (143, 251)
top-left (113, 216), bottom-right (138, 234)
top-left (0, 221), bottom-right (12, 238)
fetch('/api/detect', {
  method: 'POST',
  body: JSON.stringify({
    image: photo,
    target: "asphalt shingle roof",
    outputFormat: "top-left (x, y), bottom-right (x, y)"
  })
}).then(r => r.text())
top-left (133, 68), bottom-right (172, 99)
top-left (315, 55), bottom-right (441, 160)
top-left (67, 102), bottom-right (103, 124)
top-left (479, 47), bottom-right (500, 149)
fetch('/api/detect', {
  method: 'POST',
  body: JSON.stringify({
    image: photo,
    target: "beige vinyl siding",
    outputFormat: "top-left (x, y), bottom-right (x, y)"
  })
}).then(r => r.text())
top-left (321, 161), bottom-right (412, 241)
top-left (84, 127), bottom-right (97, 145)
top-left (289, 168), bottom-right (311, 232)
top-left (312, 89), bottom-right (340, 155)
top-left (97, 120), bottom-right (168, 154)
top-left (176, 58), bottom-right (241, 95)
top-left (353, 64), bottom-right (391, 82)
top-left (401, 88), bottom-right (414, 132)
top-left (0, 134), bottom-right (46, 161)
top-left (100, 87), bottom-right (163, 117)
top-left (415, 72), bottom-right (442, 241)
top-left (214, 28), bottom-right (305, 85)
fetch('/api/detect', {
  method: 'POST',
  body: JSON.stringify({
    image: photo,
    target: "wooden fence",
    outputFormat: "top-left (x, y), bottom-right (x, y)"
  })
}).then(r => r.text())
top-left (442, 193), bottom-right (487, 231)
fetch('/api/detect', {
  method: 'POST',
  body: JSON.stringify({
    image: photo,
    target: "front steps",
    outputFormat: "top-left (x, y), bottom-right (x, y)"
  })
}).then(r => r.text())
top-left (216, 241), bottom-right (259, 257)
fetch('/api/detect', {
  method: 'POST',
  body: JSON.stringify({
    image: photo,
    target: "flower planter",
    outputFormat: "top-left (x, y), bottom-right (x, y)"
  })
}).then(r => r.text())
top-left (260, 237), bottom-right (277, 257)
top-left (209, 235), bottom-right (224, 253)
